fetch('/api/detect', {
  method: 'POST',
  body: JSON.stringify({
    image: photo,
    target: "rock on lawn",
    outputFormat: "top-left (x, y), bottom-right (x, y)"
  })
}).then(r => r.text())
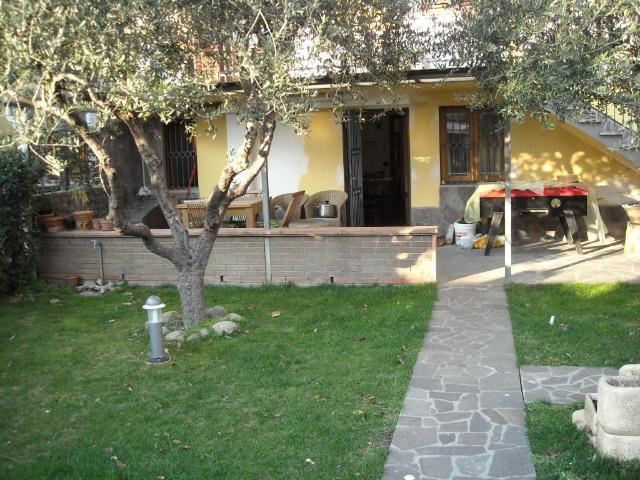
top-left (164, 330), bottom-right (185, 342)
top-left (162, 311), bottom-right (183, 330)
top-left (212, 320), bottom-right (238, 336)
top-left (206, 306), bottom-right (227, 319)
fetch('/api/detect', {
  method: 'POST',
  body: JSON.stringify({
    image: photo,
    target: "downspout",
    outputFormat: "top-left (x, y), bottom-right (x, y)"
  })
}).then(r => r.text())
top-left (261, 163), bottom-right (272, 283)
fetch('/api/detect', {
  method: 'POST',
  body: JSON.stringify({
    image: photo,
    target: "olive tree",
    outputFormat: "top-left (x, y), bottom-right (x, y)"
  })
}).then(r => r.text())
top-left (1, 0), bottom-right (427, 326)
top-left (433, 0), bottom-right (639, 142)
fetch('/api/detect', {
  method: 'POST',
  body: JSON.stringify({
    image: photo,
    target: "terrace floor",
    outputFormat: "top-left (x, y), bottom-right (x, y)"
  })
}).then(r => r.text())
top-left (437, 238), bottom-right (640, 285)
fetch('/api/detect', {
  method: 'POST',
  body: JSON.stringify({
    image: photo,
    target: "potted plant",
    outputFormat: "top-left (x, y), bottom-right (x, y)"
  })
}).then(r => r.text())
top-left (99, 218), bottom-right (115, 231)
top-left (70, 186), bottom-right (95, 230)
top-left (42, 215), bottom-right (65, 232)
top-left (91, 217), bottom-right (102, 230)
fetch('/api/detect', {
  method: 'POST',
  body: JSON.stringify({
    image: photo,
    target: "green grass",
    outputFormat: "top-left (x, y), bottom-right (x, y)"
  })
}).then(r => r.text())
top-left (507, 283), bottom-right (640, 367)
top-left (527, 403), bottom-right (640, 479)
top-left (0, 282), bottom-right (435, 479)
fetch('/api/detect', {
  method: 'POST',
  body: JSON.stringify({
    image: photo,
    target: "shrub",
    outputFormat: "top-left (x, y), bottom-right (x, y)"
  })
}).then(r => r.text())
top-left (0, 147), bottom-right (40, 294)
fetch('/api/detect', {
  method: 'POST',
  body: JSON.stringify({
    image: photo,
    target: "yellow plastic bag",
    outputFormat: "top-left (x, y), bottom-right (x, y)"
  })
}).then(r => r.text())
top-left (473, 234), bottom-right (505, 249)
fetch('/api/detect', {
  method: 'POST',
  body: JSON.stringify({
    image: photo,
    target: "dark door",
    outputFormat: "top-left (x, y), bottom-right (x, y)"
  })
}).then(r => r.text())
top-left (344, 109), bottom-right (410, 227)
top-left (344, 111), bottom-right (364, 227)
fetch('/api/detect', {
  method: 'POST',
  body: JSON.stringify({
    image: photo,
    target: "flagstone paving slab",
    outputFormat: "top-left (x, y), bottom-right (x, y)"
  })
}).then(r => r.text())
top-left (520, 365), bottom-right (618, 404)
top-left (383, 285), bottom-right (535, 480)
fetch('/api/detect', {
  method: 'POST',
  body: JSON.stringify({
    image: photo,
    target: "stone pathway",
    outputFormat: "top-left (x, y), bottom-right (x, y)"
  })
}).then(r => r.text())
top-left (383, 285), bottom-right (535, 480)
top-left (520, 365), bottom-right (617, 404)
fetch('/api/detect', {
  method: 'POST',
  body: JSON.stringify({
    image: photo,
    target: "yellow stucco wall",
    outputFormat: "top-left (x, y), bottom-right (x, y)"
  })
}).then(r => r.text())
top-left (194, 116), bottom-right (228, 196)
top-left (512, 119), bottom-right (640, 200)
top-left (299, 110), bottom-right (344, 194)
top-left (194, 82), bottom-right (640, 207)
top-left (195, 110), bottom-right (343, 198)
top-left (406, 82), bottom-right (640, 207)
top-left (406, 82), bottom-right (474, 208)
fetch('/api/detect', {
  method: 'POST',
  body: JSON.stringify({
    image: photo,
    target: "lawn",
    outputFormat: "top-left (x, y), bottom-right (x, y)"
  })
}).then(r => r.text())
top-left (527, 403), bottom-right (640, 480)
top-left (0, 282), bottom-right (435, 479)
top-left (507, 283), bottom-right (640, 367)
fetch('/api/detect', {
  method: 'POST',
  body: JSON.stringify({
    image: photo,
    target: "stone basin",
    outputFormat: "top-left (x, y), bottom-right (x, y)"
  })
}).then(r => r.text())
top-left (572, 364), bottom-right (640, 461)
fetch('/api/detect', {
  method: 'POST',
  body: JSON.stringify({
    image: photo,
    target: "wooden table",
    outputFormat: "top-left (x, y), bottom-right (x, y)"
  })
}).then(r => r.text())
top-left (177, 197), bottom-right (263, 228)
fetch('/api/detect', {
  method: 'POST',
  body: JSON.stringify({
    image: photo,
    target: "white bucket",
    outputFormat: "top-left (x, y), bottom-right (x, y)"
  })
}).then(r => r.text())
top-left (454, 222), bottom-right (476, 246)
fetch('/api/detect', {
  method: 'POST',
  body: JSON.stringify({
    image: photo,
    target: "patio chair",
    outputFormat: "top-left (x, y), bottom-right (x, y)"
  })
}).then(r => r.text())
top-left (291, 190), bottom-right (348, 227)
top-left (271, 192), bottom-right (309, 222)
top-left (279, 191), bottom-right (307, 227)
top-left (186, 200), bottom-right (208, 228)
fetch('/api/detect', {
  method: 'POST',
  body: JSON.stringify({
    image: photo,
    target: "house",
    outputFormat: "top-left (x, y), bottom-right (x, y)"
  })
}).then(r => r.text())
top-left (190, 77), bottom-right (640, 238)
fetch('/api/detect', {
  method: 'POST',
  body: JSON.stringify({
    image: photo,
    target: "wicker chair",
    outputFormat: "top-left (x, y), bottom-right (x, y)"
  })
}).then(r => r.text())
top-left (271, 192), bottom-right (309, 221)
top-left (291, 190), bottom-right (348, 227)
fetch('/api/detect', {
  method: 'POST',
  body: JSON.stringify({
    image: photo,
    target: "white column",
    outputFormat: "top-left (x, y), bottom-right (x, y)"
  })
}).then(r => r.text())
top-left (261, 163), bottom-right (272, 283)
top-left (504, 119), bottom-right (512, 284)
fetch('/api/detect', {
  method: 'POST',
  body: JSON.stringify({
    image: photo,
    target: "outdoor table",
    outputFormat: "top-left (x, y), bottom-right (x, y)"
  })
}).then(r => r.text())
top-left (479, 184), bottom-right (589, 256)
top-left (177, 196), bottom-right (263, 228)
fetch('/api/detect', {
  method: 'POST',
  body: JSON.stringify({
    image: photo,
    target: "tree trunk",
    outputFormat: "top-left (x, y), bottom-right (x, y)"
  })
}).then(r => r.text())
top-left (61, 105), bottom-right (276, 329)
top-left (177, 264), bottom-right (207, 328)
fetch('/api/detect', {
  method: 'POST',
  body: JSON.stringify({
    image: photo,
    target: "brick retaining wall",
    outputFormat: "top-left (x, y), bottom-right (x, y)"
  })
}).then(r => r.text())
top-left (37, 226), bottom-right (437, 285)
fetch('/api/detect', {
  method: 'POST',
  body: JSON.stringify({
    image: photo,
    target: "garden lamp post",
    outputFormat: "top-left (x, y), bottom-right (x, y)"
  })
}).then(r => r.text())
top-left (143, 295), bottom-right (170, 365)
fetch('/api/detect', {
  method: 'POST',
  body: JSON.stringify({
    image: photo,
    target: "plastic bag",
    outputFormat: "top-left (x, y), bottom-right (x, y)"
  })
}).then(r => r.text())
top-left (457, 236), bottom-right (475, 249)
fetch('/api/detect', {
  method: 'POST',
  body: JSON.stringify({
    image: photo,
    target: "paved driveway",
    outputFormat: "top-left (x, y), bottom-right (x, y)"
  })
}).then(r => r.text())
top-left (437, 239), bottom-right (640, 285)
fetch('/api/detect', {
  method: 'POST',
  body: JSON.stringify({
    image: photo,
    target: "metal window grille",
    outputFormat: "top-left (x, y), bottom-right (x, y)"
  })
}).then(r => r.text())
top-left (164, 121), bottom-right (198, 189)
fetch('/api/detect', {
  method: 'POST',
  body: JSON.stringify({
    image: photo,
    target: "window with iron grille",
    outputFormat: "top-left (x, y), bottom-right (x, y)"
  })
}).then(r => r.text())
top-left (439, 107), bottom-right (504, 183)
top-left (164, 120), bottom-right (198, 189)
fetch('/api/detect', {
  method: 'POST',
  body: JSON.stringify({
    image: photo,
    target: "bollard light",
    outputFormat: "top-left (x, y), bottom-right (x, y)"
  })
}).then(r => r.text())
top-left (143, 295), bottom-right (170, 365)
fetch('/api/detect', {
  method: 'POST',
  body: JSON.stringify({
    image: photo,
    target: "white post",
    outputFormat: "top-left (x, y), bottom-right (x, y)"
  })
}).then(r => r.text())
top-left (261, 163), bottom-right (272, 283)
top-left (504, 119), bottom-right (512, 284)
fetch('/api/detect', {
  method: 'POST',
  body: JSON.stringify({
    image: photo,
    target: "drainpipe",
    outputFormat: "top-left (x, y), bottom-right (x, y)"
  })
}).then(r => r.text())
top-left (261, 162), bottom-right (273, 283)
top-left (90, 239), bottom-right (104, 282)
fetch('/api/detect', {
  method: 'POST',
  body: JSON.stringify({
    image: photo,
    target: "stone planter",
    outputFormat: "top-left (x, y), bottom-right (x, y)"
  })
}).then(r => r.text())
top-left (598, 376), bottom-right (640, 437)
top-left (573, 364), bottom-right (640, 461)
top-left (72, 210), bottom-right (95, 230)
top-left (42, 215), bottom-right (65, 233)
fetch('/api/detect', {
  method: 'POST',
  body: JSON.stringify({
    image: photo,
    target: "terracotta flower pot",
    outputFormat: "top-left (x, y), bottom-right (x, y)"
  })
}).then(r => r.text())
top-left (36, 212), bottom-right (54, 229)
top-left (72, 210), bottom-right (95, 230)
top-left (100, 218), bottom-right (115, 231)
top-left (65, 275), bottom-right (81, 287)
top-left (91, 218), bottom-right (102, 230)
top-left (42, 216), bottom-right (65, 233)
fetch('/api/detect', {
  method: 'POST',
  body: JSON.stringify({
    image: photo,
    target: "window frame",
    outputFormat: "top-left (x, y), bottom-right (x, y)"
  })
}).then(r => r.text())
top-left (439, 106), bottom-right (505, 184)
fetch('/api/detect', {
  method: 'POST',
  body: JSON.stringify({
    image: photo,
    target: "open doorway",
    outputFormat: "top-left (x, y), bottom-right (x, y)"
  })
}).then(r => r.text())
top-left (343, 109), bottom-right (410, 226)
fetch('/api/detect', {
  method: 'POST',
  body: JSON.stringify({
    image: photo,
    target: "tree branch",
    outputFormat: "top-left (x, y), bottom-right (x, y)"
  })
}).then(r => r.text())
top-left (60, 110), bottom-right (186, 265)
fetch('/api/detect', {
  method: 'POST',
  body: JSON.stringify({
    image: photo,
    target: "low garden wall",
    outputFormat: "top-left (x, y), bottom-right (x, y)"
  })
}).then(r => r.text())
top-left (36, 226), bottom-right (437, 285)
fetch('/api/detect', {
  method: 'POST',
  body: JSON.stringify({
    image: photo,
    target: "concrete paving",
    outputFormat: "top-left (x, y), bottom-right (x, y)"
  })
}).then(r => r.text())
top-left (383, 285), bottom-right (536, 480)
top-left (520, 366), bottom-right (618, 405)
top-left (437, 239), bottom-right (640, 285)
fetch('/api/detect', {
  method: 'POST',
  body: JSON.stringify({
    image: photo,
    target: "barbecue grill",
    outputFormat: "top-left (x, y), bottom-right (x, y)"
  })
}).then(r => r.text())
top-left (479, 184), bottom-right (589, 255)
